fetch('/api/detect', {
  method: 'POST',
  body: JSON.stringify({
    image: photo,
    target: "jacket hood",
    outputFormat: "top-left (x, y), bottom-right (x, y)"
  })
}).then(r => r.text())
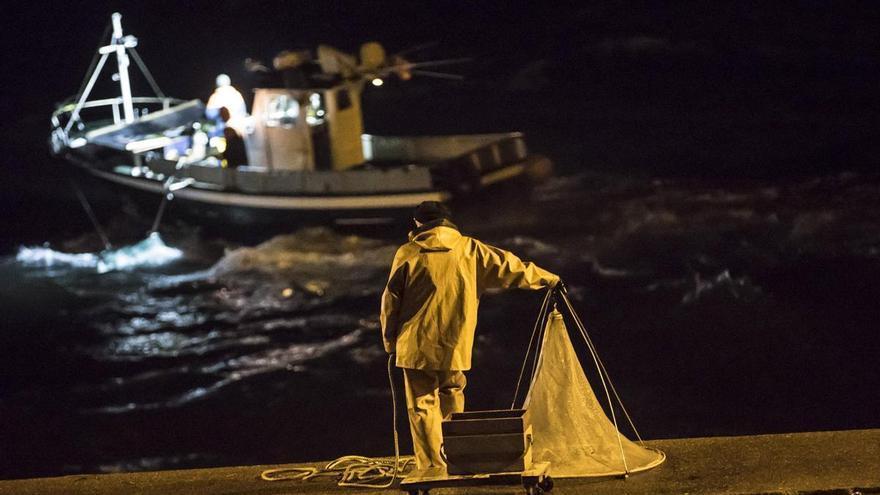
top-left (409, 219), bottom-right (461, 252)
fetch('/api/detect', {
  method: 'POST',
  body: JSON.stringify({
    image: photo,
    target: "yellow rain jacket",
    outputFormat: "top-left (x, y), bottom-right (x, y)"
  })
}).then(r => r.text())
top-left (381, 220), bottom-right (559, 370)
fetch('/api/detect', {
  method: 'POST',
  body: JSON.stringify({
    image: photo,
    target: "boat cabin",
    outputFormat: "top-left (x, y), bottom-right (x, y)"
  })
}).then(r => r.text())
top-left (245, 83), bottom-right (365, 171)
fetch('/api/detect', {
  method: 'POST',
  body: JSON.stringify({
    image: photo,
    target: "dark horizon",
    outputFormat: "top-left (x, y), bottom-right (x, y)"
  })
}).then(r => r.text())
top-left (4, 1), bottom-right (878, 136)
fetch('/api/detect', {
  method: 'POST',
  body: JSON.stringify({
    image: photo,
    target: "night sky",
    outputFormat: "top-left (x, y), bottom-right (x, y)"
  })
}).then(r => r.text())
top-left (3, 1), bottom-right (878, 148)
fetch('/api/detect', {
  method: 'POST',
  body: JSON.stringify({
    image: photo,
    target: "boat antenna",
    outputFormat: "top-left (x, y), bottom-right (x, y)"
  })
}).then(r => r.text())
top-left (379, 57), bottom-right (472, 81)
top-left (408, 69), bottom-right (465, 80)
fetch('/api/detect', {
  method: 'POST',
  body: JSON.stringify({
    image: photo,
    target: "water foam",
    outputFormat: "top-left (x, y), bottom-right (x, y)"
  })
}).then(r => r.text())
top-left (16, 232), bottom-right (183, 273)
top-left (680, 270), bottom-right (763, 305)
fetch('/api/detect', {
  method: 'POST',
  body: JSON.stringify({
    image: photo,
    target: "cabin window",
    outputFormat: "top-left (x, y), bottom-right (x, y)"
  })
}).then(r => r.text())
top-left (336, 89), bottom-right (352, 110)
top-left (265, 94), bottom-right (300, 128)
top-left (306, 92), bottom-right (326, 126)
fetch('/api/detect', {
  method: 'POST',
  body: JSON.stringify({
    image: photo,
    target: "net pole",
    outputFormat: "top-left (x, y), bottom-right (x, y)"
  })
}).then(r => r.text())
top-left (511, 288), bottom-right (553, 409)
top-left (529, 294), bottom-right (554, 387)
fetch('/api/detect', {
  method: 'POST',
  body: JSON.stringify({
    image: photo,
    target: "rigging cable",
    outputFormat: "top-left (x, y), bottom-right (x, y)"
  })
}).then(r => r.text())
top-left (511, 287), bottom-right (554, 409)
top-left (149, 178), bottom-right (176, 235)
top-left (72, 20), bottom-right (113, 105)
top-left (129, 47), bottom-right (166, 99)
top-left (528, 293), bottom-right (554, 401)
top-left (70, 179), bottom-right (112, 251)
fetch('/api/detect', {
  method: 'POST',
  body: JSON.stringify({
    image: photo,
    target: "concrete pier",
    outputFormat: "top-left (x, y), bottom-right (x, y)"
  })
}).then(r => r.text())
top-left (1, 429), bottom-right (878, 494)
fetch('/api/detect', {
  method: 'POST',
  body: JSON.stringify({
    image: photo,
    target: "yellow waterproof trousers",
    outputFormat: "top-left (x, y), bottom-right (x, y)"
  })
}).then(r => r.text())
top-left (402, 368), bottom-right (467, 470)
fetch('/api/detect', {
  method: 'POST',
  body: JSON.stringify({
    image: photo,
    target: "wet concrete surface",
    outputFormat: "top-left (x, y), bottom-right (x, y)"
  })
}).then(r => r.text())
top-left (1, 428), bottom-right (878, 494)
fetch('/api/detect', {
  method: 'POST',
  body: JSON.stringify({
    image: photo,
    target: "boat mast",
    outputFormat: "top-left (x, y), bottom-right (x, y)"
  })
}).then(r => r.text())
top-left (110, 12), bottom-right (135, 123)
top-left (66, 12), bottom-right (139, 132)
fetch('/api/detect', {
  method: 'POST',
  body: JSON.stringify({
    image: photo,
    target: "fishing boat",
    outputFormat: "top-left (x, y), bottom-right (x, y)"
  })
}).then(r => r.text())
top-left (50, 13), bottom-right (552, 227)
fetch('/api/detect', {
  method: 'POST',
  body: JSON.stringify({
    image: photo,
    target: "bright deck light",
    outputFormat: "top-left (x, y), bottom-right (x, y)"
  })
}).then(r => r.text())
top-left (371, 78), bottom-right (384, 87)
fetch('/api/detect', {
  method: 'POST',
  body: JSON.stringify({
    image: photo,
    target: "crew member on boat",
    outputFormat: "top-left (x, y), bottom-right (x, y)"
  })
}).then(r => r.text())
top-left (219, 107), bottom-right (247, 168)
top-left (380, 201), bottom-right (561, 470)
top-left (206, 74), bottom-right (248, 134)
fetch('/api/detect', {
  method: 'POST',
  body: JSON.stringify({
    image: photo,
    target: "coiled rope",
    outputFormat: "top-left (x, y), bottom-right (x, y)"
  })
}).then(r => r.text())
top-left (260, 354), bottom-right (414, 488)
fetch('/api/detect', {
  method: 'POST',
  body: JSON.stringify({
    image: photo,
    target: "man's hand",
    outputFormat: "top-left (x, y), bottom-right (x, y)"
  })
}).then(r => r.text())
top-left (554, 278), bottom-right (568, 295)
top-left (384, 341), bottom-right (396, 354)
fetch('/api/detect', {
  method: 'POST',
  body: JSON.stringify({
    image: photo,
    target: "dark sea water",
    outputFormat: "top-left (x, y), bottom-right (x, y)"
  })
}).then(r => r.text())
top-left (2, 169), bottom-right (879, 478)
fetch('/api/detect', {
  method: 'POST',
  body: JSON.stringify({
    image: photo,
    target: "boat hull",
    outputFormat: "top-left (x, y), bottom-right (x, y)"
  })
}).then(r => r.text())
top-left (62, 151), bottom-right (548, 233)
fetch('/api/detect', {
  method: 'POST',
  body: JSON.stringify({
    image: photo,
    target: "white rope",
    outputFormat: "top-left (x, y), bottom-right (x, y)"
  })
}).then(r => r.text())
top-left (260, 354), bottom-right (414, 488)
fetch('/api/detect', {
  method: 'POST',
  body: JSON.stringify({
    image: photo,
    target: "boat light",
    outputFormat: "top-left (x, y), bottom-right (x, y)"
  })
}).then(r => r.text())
top-left (125, 136), bottom-right (172, 153)
top-left (371, 78), bottom-right (384, 87)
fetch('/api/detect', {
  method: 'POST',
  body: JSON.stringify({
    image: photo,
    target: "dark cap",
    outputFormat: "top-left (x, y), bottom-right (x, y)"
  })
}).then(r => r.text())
top-left (413, 201), bottom-right (452, 223)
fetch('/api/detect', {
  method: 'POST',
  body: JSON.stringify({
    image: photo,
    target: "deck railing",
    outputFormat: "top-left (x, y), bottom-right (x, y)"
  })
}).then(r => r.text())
top-left (50, 96), bottom-right (184, 151)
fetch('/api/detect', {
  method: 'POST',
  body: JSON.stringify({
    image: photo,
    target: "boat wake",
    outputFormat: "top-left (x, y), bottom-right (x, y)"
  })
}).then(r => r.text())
top-left (17, 228), bottom-right (400, 414)
top-left (15, 232), bottom-right (183, 273)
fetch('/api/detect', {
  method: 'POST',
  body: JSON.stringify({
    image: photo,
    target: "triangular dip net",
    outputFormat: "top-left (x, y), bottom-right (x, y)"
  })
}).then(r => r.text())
top-left (523, 309), bottom-right (665, 478)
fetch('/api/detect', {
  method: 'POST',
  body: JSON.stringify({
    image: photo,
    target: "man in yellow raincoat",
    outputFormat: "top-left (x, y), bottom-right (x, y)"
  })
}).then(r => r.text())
top-left (381, 201), bottom-right (560, 470)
